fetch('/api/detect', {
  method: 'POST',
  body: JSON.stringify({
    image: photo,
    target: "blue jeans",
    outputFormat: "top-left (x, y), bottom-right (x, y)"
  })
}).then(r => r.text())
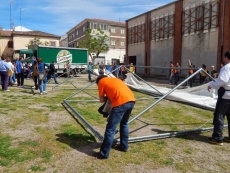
top-left (169, 72), bottom-right (173, 84)
top-left (212, 99), bottom-right (230, 141)
top-left (38, 77), bottom-right (47, 93)
top-left (88, 70), bottom-right (91, 81)
top-left (100, 101), bottom-right (135, 158)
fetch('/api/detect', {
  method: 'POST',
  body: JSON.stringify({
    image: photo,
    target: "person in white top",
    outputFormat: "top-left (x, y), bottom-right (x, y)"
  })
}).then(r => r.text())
top-left (5, 57), bottom-right (14, 86)
top-left (207, 51), bottom-right (230, 145)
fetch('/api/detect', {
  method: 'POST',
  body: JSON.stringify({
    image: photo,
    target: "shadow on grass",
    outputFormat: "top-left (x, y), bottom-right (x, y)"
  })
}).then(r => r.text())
top-left (59, 103), bottom-right (102, 157)
top-left (55, 133), bottom-right (101, 157)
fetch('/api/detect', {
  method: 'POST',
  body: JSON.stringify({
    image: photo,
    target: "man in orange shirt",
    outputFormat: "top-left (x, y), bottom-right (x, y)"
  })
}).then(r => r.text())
top-left (94, 75), bottom-right (135, 159)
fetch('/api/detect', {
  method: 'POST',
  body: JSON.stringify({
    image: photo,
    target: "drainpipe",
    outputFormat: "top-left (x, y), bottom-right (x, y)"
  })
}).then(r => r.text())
top-left (221, 0), bottom-right (226, 47)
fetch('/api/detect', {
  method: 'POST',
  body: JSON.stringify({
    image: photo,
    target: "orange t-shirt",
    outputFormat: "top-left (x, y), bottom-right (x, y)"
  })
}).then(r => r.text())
top-left (98, 77), bottom-right (135, 108)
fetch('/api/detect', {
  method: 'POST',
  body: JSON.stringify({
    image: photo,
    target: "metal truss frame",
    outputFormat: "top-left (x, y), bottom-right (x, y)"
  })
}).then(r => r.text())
top-left (127, 23), bottom-right (145, 44)
top-left (151, 14), bottom-right (174, 40)
top-left (62, 66), bottom-right (226, 144)
top-left (183, 1), bottom-right (219, 34)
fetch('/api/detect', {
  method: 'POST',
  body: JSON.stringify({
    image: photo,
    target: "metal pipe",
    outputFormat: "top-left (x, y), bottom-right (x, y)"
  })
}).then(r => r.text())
top-left (128, 68), bottom-right (205, 124)
top-left (124, 66), bottom-right (163, 96)
top-left (64, 81), bottom-right (96, 100)
top-left (63, 99), bottom-right (104, 141)
top-left (114, 125), bottom-right (228, 143)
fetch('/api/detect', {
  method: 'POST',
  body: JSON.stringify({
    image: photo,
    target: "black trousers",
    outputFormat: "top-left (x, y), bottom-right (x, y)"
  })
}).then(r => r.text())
top-left (17, 72), bottom-right (24, 86)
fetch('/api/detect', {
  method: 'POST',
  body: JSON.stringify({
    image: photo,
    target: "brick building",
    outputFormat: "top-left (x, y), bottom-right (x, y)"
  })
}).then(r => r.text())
top-left (126, 0), bottom-right (230, 76)
top-left (67, 18), bottom-right (126, 65)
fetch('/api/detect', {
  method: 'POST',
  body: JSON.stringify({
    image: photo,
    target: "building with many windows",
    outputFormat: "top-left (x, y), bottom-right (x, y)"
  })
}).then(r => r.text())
top-left (126, 0), bottom-right (230, 76)
top-left (67, 18), bottom-right (126, 65)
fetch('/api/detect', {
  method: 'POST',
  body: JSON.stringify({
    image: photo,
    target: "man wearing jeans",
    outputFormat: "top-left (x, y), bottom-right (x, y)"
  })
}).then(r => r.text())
top-left (94, 75), bottom-right (135, 159)
top-left (207, 51), bottom-right (230, 145)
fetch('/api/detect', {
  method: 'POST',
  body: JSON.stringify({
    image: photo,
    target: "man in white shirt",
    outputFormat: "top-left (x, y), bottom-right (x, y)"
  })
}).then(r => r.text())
top-left (207, 51), bottom-right (230, 145)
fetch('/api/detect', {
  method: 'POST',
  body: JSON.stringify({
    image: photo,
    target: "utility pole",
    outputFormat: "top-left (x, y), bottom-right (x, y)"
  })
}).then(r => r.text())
top-left (10, 0), bottom-right (14, 30)
top-left (20, 7), bottom-right (24, 30)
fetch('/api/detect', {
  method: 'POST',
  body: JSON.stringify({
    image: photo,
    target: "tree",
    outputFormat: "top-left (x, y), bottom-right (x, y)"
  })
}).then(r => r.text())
top-left (78, 28), bottom-right (109, 62)
top-left (26, 37), bottom-right (49, 47)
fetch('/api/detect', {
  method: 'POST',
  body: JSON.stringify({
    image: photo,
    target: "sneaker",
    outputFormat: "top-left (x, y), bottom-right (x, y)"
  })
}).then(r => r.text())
top-left (92, 152), bottom-right (108, 159)
top-left (4, 90), bottom-right (10, 92)
top-left (40, 92), bottom-right (43, 95)
top-left (223, 137), bottom-right (230, 142)
top-left (43, 91), bottom-right (47, 94)
top-left (208, 137), bottom-right (223, 146)
top-left (112, 145), bottom-right (128, 152)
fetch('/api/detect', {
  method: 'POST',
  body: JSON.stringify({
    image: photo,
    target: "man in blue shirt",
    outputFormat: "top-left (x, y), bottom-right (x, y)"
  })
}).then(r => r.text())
top-left (0, 57), bottom-right (11, 91)
top-left (15, 57), bottom-right (25, 87)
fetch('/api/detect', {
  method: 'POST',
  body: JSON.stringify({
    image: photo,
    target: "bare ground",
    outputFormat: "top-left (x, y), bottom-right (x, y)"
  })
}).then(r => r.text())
top-left (0, 74), bottom-right (230, 173)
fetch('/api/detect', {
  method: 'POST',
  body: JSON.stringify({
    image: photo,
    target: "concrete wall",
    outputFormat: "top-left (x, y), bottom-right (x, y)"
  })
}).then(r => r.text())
top-left (150, 39), bottom-right (174, 75)
top-left (149, 3), bottom-right (175, 75)
top-left (0, 37), bottom-right (13, 57)
top-left (129, 43), bottom-right (145, 74)
top-left (127, 15), bottom-right (146, 74)
top-left (181, 30), bottom-right (219, 73)
top-left (181, 0), bottom-right (219, 74)
top-left (13, 36), bottom-right (60, 50)
top-left (127, 15), bottom-right (145, 27)
top-left (183, 0), bottom-right (208, 6)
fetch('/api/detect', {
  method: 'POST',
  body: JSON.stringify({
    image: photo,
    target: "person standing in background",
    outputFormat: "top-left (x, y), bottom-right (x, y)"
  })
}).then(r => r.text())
top-left (98, 62), bottom-right (105, 75)
top-left (0, 57), bottom-right (11, 91)
top-left (48, 61), bottom-right (58, 84)
top-left (15, 57), bottom-right (25, 87)
top-left (5, 57), bottom-right (14, 86)
top-left (169, 61), bottom-right (174, 85)
top-left (105, 63), bottom-right (112, 73)
top-left (173, 63), bottom-right (180, 86)
top-left (31, 60), bottom-right (38, 90)
top-left (65, 60), bottom-right (71, 77)
top-left (87, 62), bottom-right (93, 81)
top-left (37, 58), bottom-right (49, 95)
top-left (209, 65), bottom-right (217, 98)
top-left (129, 63), bottom-right (135, 74)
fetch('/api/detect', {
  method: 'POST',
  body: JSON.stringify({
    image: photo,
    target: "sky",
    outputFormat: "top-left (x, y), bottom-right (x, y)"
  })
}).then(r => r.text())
top-left (0, 0), bottom-right (174, 36)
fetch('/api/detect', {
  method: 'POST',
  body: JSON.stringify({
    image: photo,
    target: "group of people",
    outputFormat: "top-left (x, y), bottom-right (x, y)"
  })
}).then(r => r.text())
top-left (87, 62), bottom-right (135, 82)
top-left (30, 57), bottom-right (59, 94)
top-left (169, 60), bottom-right (225, 88)
top-left (0, 56), bottom-right (59, 94)
top-left (94, 51), bottom-right (230, 159)
top-left (169, 61), bottom-right (181, 85)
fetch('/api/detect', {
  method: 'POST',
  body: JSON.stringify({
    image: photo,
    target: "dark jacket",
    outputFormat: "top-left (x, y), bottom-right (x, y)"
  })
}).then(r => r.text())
top-left (49, 63), bottom-right (56, 74)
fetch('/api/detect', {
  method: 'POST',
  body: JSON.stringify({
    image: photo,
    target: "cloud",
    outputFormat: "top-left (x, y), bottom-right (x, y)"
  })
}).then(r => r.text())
top-left (0, 0), bottom-right (173, 35)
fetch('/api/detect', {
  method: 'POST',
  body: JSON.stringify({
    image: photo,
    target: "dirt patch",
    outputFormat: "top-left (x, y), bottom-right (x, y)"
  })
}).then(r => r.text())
top-left (1, 75), bottom-right (230, 173)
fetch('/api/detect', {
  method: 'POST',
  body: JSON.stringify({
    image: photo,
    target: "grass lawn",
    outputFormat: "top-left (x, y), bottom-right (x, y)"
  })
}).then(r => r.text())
top-left (0, 75), bottom-right (229, 173)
